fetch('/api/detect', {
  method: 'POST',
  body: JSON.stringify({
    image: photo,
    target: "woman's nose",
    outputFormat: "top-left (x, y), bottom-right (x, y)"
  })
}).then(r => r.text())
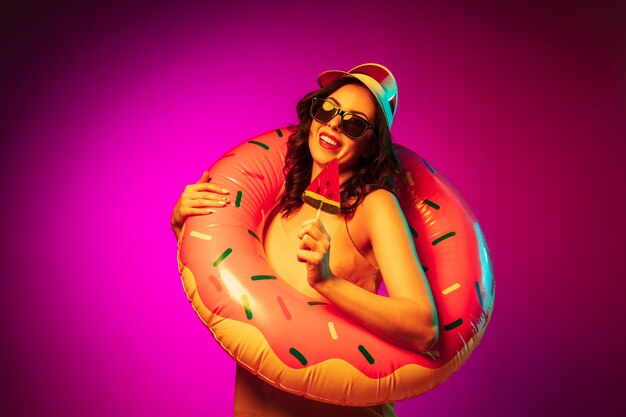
top-left (326, 113), bottom-right (342, 131)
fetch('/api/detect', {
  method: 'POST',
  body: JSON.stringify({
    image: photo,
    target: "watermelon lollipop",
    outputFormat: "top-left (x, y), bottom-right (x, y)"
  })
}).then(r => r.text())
top-left (302, 159), bottom-right (341, 215)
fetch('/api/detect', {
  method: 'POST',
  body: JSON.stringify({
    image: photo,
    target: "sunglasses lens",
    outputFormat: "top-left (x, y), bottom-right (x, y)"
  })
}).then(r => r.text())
top-left (312, 99), bottom-right (337, 123)
top-left (310, 98), bottom-right (371, 140)
top-left (342, 114), bottom-right (368, 139)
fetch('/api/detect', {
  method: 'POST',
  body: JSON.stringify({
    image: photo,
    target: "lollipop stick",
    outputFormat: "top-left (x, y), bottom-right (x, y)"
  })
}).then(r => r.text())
top-left (316, 199), bottom-right (323, 218)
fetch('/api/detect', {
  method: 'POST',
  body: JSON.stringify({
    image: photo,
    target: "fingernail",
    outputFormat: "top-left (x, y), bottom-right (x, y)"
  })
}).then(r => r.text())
top-left (221, 197), bottom-right (230, 202)
top-left (221, 188), bottom-right (229, 193)
top-left (218, 201), bottom-right (226, 206)
top-left (206, 209), bottom-right (216, 213)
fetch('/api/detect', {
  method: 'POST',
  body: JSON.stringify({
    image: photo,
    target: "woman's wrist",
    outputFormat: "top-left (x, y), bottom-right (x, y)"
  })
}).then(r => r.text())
top-left (310, 274), bottom-right (338, 295)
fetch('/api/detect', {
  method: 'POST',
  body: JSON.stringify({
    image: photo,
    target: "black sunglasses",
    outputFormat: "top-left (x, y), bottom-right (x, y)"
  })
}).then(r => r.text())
top-left (310, 97), bottom-right (374, 140)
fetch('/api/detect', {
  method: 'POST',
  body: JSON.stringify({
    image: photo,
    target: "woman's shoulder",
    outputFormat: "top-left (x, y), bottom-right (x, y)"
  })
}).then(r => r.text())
top-left (346, 188), bottom-right (407, 261)
top-left (358, 188), bottom-right (401, 215)
top-left (349, 188), bottom-right (402, 232)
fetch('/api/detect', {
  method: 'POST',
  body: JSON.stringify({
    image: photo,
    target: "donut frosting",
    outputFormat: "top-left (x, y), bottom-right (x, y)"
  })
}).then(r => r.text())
top-left (177, 128), bottom-right (495, 405)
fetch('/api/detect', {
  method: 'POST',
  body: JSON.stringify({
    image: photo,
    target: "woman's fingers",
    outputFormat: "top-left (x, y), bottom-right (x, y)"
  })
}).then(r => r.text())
top-left (185, 182), bottom-right (229, 195)
top-left (296, 248), bottom-right (324, 264)
top-left (182, 197), bottom-right (230, 208)
top-left (297, 218), bottom-right (327, 240)
top-left (299, 234), bottom-right (321, 251)
top-left (299, 233), bottom-right (329, 250)
top-left (298, 218), bottom-right (330, 251)
top-left (171, 172), bottom-right (231, 233)
top-left (298, 228), bottom-right (330, 265)
top-left (298, 225), bottom-right (321, 240)
top-left (183, 191), bottom-right (230, 205)
top-left (196, 170), bottom-right (211, 184)
top-left (297, 218), bottom-right (335, 283)
top-left (185, 190), bottom-right (228, 200)
top-left (180, 179), bottom-right (231, 209)
top-left (180, 207), bottom-right (217, 216)
top-left (200, 182), bottom-right (230, 194)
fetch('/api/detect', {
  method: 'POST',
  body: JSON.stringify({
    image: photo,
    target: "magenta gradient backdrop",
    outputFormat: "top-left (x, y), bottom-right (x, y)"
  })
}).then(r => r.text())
top-left (2, 1), bottom-right (625, 416)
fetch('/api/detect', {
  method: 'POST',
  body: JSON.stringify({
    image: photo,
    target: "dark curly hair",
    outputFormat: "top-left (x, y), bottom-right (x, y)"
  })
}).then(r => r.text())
top-left (280, 76), bottom-right (401, 217)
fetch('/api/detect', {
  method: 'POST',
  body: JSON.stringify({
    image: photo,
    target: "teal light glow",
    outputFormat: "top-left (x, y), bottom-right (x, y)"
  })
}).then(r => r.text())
top-left (474, 222), bottom-right (495, 313)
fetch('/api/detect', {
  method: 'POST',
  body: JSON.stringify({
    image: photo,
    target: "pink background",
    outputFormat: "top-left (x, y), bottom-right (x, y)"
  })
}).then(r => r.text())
top-left (1, 1), bottom-right (625, 416)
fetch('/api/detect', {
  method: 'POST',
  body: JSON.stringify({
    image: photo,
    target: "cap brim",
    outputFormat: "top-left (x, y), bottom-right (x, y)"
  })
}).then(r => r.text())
top-left (317, 70), bottom-right (351, 88)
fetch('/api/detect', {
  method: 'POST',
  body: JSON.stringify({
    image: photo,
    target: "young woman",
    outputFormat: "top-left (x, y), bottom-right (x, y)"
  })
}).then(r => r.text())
top-left (171, 64), bottom-right (438, 417)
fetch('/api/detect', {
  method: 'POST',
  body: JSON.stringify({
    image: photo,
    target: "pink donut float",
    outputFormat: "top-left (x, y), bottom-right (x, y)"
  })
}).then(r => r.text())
top-left (177, 128), bottom-right (495, 406)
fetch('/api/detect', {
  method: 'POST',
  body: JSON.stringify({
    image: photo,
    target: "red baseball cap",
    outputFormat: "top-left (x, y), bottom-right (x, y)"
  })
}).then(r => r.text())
top-left (318, 63), bottom-right (398, 129)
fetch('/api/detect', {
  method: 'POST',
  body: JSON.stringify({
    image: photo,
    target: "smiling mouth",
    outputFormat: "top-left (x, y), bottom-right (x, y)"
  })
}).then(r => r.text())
top-left (320, 133), bottom-right (341, 149)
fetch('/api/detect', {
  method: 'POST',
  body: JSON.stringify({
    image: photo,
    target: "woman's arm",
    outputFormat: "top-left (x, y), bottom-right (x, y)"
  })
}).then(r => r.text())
top-left (297, 189), bottom-right (438, 353)
top-left (171, 170), bottom-right (230, 240)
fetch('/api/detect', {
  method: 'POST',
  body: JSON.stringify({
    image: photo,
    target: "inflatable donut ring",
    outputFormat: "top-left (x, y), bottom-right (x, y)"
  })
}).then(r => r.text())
top-left (177, 128), bottom-right (495, 406)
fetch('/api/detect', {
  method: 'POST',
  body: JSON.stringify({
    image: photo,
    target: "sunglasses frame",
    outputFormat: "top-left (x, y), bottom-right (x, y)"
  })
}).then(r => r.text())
top-left (310, 97), bottom-right (374, 140)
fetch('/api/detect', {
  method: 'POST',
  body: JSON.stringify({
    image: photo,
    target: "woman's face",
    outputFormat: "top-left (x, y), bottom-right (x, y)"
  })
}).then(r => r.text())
top-left (308, 83), bottom-right (377, 181)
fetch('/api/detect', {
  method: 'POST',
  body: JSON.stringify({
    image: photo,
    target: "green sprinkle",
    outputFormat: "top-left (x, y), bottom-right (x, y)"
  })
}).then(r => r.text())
top-left (248, 140), bottom-right (269, 150)
top-left (235, 190), bottom-right (243, 207)
top-left (276, 129), bottom-right (283, 137)
top-left (444, 318), bottom-right (463, 331)
top-left (213, 248), bottom-right (232, 267)
top-left (358, 345), bottom-right (375, 364)
top-left (424, 199), bottom-right (440, 210)
top-left (248, 229), bottom-right (261, 242)
top-left (242, 294), bottom-right (253, 320)
top-left (307, 301), bottom-right (329, 306)
top-left (289, 347), bottom-right (308, 365)
top-left (251, 275), bottom-right (277, 281)
top-left (432, 231), bottom-right (456, 246)
top-left (408, 225), bottom-right (418, 238)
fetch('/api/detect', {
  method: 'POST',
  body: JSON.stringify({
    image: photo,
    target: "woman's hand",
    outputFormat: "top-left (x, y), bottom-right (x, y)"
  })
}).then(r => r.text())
top-left (297, 218), bottom-right (335, 286)
top-left (171, 170), bottom-right (230, 239)
top-left (299, 190), bottom-right (439, 354)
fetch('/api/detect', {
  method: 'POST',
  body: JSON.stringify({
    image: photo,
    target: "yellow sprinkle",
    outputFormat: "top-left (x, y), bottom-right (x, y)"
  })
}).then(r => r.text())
top-left (190, 231), bottom-right (212, 241)
top-left (442, 283), bottom-right (461, 295)
top-left (242, 294), bottom-right (253, 319)
top-left (328, 321), bottom-right (338, 340)
top-left (405, 171), bottom-right (414, 186)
